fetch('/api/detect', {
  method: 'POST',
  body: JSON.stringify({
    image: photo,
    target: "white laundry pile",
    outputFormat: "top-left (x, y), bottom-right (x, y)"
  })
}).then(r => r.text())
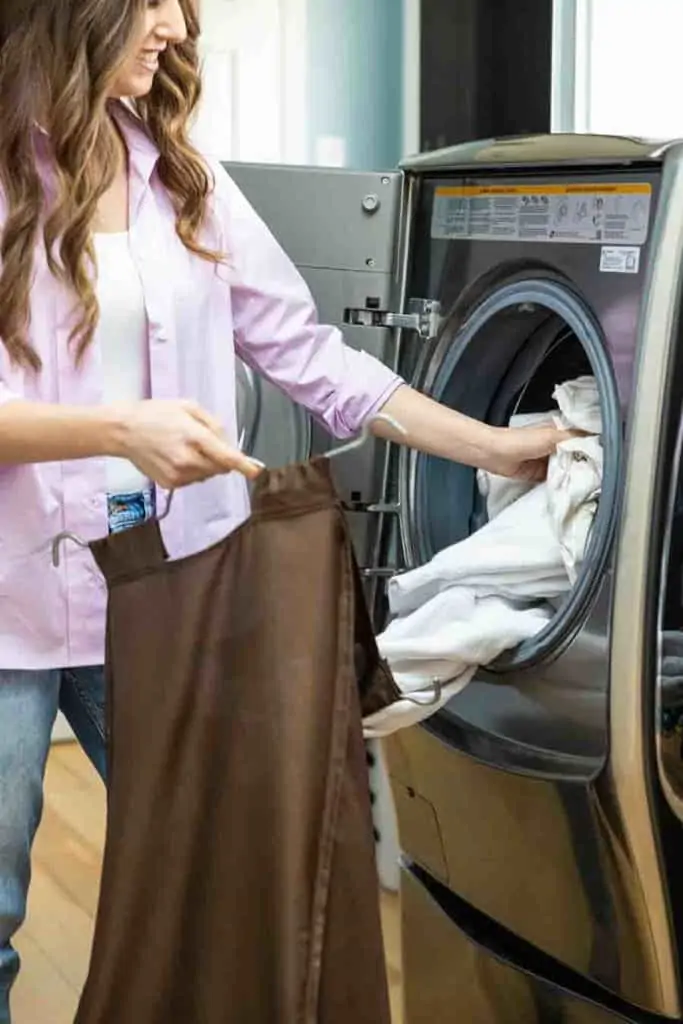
top-left (363, 376), bottom-right (603, 739)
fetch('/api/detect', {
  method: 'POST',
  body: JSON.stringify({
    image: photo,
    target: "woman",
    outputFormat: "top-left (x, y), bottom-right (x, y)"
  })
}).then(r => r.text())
top-left (0, 0), bottom-right (570, 1014)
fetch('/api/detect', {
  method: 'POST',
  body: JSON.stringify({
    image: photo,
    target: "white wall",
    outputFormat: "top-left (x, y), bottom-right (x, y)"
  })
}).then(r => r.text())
top-left (585, 0), bottom-right (683, 138)
top-left (53, 713), bottom-right (74, 743)
top-left (192, 0), bottom-right (308, 164)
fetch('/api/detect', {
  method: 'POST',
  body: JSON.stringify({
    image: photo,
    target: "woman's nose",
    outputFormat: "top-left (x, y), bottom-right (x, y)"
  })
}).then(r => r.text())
top-left (155, 0), bottom-right (188, 45)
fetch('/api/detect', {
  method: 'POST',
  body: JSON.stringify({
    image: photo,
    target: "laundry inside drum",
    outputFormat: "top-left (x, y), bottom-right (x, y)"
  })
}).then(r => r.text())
top-left (411, 307), bottom-right (595, 559)
top-left (396, 280), bottom-right (620, 675)
top-left (471, 314), bottom-right (594, 537)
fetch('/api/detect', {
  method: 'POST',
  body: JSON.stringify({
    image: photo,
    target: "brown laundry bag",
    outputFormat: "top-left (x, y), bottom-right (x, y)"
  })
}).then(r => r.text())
top-left (75, 458), bottom-right (400, 1024)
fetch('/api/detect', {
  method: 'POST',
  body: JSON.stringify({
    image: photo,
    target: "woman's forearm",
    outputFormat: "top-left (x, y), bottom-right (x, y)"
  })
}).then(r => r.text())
top-left (0, 399), bottom-right (261, 486)
top-left (373, 383), bottom-right (571, 481)
top-left (0, 400), bottom-right (123, 464)
top-left (372, 384), bottom-right (499, 467)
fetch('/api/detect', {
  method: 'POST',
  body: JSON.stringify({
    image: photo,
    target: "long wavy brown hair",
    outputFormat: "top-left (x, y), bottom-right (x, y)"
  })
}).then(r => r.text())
top-left (0, 0), bottom-right (219, 371)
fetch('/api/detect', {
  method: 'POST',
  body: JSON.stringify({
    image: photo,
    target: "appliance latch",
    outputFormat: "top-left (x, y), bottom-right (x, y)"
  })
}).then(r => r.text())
top-left (344, 298), bottom-right (442, 339)
top-left (343, 501), bottom-right (401, 515)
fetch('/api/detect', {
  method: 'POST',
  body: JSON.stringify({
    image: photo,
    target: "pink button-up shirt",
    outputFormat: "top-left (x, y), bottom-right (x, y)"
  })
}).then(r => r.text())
top-left (0, 108), bottom-right (402, 670)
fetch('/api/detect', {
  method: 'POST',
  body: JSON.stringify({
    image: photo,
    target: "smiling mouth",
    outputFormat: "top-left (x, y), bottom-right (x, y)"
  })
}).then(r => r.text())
top-left (137, 52), bottom-right (161, 73)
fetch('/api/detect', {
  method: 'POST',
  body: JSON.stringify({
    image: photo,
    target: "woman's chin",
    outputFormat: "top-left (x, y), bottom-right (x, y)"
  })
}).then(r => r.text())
top-left (109, 70), bottom-right (157, 100)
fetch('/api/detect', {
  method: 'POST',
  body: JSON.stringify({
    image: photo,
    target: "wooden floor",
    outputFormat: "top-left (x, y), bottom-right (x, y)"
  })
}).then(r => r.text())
top-left (12, 743), bottom-right (404, 1023)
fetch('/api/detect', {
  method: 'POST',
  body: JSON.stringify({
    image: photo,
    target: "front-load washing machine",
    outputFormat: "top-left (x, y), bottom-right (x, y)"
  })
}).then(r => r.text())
top-left (377, 137), bottom-right (683, 1024)
top-left (224, 137), bottom-right (683, 1022)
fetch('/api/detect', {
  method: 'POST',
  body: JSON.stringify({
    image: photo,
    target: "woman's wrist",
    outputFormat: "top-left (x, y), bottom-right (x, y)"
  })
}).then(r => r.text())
top-left (375, 385), bottom-right (502, 467)
top-left (455, 421), bottom-right (503, 469)
top-left (373, 384), bottom-right (568, 480)
top-left (0, 399), bottom-right (134, 464)
top-left (98, 403), bottom-right (132, 459)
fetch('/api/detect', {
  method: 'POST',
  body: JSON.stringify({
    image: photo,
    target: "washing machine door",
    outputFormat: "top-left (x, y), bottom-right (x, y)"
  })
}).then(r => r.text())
top-left (235, 357), bottom-right (310, 467)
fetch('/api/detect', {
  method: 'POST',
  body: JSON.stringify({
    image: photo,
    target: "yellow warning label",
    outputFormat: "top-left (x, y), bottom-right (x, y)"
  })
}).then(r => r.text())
top-left (434, 183), bottom-right (652, 197)
top-left (431, 183), bottom-right (652, 246)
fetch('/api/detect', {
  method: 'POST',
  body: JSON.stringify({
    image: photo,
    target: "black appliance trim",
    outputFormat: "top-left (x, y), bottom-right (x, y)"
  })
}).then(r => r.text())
top-left (406, 861), bottom-right (666, 1024)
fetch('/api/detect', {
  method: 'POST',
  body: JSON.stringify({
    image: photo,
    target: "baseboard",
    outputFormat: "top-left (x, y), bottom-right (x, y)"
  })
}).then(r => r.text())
top-left (51, 712), bottom-right (75, 744)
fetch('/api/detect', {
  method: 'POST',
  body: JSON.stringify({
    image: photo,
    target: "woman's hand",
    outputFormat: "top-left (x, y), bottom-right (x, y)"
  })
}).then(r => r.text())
top-left (478, 423), bottom-right (576, 481)
top-left (373, 385), bottom-right (575, 480)
top-left (110, 399), bottom-right (263, 489)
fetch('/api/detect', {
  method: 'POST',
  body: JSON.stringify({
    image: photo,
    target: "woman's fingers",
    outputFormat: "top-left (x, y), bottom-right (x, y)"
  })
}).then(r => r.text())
top-left (195, 429), bottom-right (263, 480)
top-left (184, 401), bottom-right (226, 437)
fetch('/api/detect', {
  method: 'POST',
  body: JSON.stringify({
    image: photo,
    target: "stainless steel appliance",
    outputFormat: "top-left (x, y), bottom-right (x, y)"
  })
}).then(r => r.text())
top-left (227, 162), bottom-right (403, 591)
top-left (225, 136), bottom-right (683, 1023)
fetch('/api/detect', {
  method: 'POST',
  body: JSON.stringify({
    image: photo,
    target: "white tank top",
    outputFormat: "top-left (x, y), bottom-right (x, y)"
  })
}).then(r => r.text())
top-left (93, 232), bottom-right (151, 494)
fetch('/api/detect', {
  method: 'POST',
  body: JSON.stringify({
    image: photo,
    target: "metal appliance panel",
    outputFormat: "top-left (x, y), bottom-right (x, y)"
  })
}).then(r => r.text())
top-left (608, 146), bottom-right (683, 1016)
top-left (223, 161), bottom-right (403, 571)
top-left (391, 166), bottom-right (661, 765)
top-left (223, 163), bottom-right (400, 274)
top-left (385, 726), bottom-right (662, 1014)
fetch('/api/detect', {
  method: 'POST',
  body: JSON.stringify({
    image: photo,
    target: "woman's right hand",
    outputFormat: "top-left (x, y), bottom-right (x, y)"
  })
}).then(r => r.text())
top-left (110, 399), bottom-right (263, 489)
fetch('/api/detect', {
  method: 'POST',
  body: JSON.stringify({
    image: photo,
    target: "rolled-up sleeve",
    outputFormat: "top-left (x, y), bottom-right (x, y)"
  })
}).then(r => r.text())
top-left (213, 166), bottom-right (404, 439)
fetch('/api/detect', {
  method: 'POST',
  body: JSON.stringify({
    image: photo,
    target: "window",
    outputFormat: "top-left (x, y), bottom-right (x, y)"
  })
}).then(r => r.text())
top-left (559, 0), bottom-right (683, 139)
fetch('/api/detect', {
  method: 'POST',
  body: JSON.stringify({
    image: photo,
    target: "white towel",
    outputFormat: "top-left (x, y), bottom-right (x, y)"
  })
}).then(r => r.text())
top-left (387, 481), bottom-right (577, 617)
top-left (552, 375), bottom-right (602, 435)
top-left (363, 591), bottom-right (551, 739)
top-left (476, 376), bottom-right (602, 522)
top-left (364, 376), bottom-right (604, 739)
top-left (547, 434), bottom-right (602, 583)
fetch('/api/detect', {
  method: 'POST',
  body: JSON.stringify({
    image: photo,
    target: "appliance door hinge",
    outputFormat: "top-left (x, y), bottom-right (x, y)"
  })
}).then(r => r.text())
top-left (344, 298), bottom-right (442, 339)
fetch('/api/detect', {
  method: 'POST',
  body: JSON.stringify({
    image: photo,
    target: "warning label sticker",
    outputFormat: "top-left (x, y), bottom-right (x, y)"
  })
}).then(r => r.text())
top-left (431, 183), bottom-right (651, 246)
top-left (599, 245), bottom-right (641, 274)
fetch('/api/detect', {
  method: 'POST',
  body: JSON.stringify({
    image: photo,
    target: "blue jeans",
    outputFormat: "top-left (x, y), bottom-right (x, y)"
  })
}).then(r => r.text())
top-left (0, 489), bottom-right (153, 1022)
top-left (0, 668), bottom-right (107, 1020)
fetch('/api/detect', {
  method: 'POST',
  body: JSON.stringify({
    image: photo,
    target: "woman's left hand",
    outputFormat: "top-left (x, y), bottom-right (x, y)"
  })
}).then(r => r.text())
top-left (479, 423), bottom-right (576, 481)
